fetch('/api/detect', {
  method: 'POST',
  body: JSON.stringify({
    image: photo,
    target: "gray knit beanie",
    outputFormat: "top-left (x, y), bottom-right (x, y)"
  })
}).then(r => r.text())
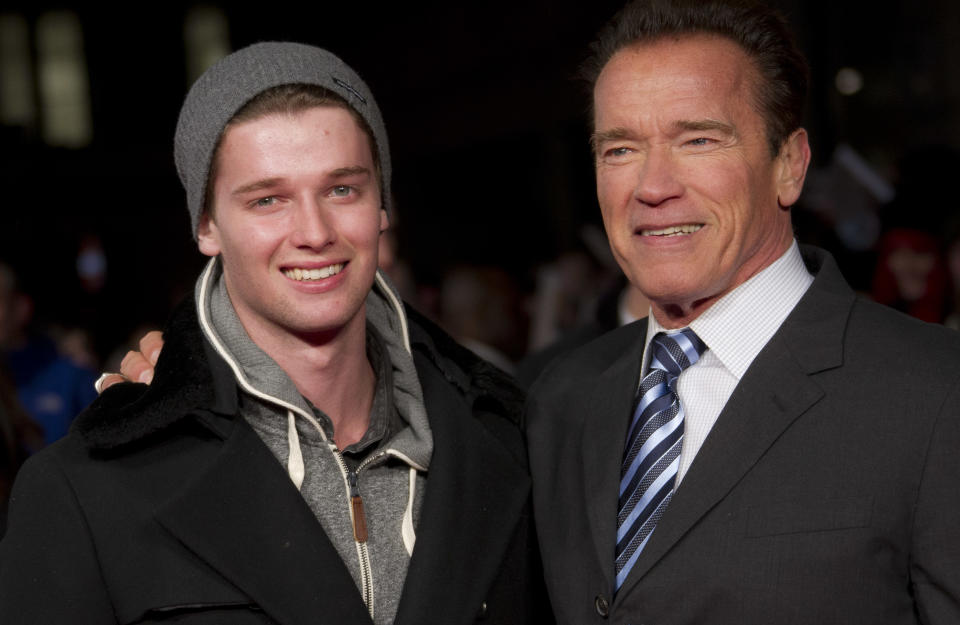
top-left (174, 41), bottom-right (391, 238)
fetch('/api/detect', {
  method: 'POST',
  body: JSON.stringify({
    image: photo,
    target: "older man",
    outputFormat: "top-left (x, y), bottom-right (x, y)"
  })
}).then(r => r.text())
top-left (527, 1), bottom-right (960, 624)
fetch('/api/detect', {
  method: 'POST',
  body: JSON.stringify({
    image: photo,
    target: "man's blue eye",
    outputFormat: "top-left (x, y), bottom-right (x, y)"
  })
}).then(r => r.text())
top-left (255, 197), bottom-right (276, 207)
top-left (332, 186), bottom-right (352, 197)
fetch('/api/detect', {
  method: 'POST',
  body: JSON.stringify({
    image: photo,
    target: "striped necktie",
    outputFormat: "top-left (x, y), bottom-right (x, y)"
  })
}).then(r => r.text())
top-left (615, 327), bottom-right (707, 591)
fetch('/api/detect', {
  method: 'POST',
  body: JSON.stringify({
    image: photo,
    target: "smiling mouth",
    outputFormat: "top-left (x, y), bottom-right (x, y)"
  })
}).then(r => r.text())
top-left (640, 224), bottom-right (703, 237)
top-left (283, 263), bottom-right (345, 281)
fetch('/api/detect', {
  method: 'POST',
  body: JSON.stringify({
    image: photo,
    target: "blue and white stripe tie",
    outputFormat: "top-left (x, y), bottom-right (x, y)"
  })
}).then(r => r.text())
top-left (615, 327), bottom-right (707, 592)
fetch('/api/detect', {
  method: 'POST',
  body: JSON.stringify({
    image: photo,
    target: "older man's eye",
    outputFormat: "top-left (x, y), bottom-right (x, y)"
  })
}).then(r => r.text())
top-left (254, 196), bottom-right (277, 207)
top-left (331, 185), bottom-right (353, 197)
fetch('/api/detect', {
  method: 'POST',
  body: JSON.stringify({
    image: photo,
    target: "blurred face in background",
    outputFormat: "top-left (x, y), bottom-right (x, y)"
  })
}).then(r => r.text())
top-left (0, 266), bottom-right (29, 349)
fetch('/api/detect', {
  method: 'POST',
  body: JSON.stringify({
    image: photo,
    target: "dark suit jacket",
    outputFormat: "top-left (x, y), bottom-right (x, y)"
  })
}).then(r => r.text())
top-left (527, 247), bottom-right (960, 625)
top-left (0, 303), bottom-right (547, 625)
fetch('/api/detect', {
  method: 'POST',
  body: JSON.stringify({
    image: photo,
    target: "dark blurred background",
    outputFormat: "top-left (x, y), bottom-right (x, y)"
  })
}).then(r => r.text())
top-left (1, 0), bottom-right (959, 371)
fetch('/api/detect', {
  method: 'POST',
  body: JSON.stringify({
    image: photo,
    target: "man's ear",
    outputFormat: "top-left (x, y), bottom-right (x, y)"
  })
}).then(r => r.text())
top-left (196, 212), bottom-right (221, 257)
top-left (775, 128), bottom-right (811, 209)
top-left (379, 208), bottom-right (389, 233)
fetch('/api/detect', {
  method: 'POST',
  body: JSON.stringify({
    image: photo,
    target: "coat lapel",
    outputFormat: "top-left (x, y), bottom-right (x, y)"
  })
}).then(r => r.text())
top-left (155, 421), bottom-right (372, 625)
top-left (581, 322), bottom-right (647, 593)
top-left (617, 249), bottom-right (855, 595)
top-left (394, 354), bottom-right (531, 625)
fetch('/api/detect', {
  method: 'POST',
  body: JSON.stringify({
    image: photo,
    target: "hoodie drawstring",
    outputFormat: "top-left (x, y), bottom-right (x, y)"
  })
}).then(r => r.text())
top-left (402, 467), bottom-right (417, 555)
top-left (285, 409), bottom-right (418, 554)
top-left (287, 411), bottom-right (306, 491)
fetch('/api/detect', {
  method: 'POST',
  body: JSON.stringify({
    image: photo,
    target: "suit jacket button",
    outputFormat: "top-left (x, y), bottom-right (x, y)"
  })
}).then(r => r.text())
top-left (595, 594), bottom-right (609, 618)
top-left (477, 600), bottom-right (488, 619)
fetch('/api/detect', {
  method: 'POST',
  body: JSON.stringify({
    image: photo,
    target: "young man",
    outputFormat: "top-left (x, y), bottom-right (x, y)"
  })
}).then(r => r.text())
top-left (527, 1), bottom-right (960, 623)
top-left (0, 42), bottom-right (544, 625)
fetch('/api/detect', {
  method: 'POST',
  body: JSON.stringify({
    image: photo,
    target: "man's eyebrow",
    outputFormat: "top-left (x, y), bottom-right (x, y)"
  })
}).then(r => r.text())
top-left (590, 127), bottom-right (634, 153)
top-left (328, 166), bottom-right (371, 178)
top-left (231, 177), bottom-right (284, 196)
top-left (673, 119), bottom-right (737, 137)
top-left (230, 167), bottom-right (371, 196)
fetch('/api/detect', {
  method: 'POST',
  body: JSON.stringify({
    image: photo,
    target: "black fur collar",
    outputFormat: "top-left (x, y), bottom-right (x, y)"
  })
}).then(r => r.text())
top-left (72, 300), bottom-right (234, 451)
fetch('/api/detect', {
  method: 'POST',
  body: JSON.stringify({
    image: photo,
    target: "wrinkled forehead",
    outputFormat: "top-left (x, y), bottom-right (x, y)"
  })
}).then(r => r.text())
top-left (592, 35), bottom-right (765, 136)
top-left (596, 34), bottom-right (758, 97)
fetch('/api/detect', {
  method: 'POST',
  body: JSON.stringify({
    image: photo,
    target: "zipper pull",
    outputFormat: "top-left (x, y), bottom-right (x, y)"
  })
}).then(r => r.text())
top-left (348, 471), bottom-right (368, 543)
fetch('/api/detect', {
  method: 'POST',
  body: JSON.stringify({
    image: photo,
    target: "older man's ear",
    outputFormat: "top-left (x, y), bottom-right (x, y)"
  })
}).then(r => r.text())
top-left (775, 128), bottom-right (811, 209)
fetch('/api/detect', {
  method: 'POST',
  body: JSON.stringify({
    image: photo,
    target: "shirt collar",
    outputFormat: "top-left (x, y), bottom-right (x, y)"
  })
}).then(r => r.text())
top-left (644, 240), bottom-right (813, 379)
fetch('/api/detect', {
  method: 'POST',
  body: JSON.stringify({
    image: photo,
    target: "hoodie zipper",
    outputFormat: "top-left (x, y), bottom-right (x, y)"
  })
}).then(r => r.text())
top-left (332, 448), bottom-right (387, 620)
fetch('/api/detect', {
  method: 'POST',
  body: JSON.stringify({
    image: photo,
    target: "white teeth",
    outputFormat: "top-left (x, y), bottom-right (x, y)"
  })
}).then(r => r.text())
top-left (284, 263), bottom-right (344, 281)
top-left (641, 224), bottom-right (703, 237)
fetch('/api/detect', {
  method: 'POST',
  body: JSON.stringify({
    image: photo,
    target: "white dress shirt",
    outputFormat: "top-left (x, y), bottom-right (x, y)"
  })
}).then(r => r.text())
top-left (641, 240), bottom-right (814, 485)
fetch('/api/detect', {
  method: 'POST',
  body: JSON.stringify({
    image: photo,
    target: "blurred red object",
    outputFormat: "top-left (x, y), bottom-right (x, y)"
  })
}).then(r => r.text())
top-left (871, 228), bottom-right (948, 323)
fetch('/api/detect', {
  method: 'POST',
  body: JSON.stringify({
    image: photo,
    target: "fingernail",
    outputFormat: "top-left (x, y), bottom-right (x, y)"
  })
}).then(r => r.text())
top-left (149, 349), bottom-right (161, 363)
top-left (140, 371), bottom-right (154, 384)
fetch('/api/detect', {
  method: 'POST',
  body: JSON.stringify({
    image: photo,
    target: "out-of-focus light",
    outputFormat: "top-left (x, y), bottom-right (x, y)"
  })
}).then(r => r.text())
top-left (835, 67), bottom-right (864, 96)
top-left (37, 10), bottom-right (92, 148)
top-left (185, 6), bottom-right (230, 84)
top-left (0, 13), bottom-right (36, 127)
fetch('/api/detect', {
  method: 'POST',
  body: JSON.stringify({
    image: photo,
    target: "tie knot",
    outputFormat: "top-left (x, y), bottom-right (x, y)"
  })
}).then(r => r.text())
top-left (649, 328), bottom-right (707, 378)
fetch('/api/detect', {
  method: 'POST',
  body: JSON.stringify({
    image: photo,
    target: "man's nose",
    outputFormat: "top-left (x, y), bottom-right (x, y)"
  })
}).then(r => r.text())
top-left (290, 200), bottom-right (335, 249)
top-left (634, 146), bottom-right (683, 207)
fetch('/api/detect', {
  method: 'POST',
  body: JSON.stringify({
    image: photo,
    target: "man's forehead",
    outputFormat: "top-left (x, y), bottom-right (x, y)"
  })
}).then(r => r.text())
top-left (593, 35), bottom-right (758, 124)
top-left (204, 109), bottom-right (378, 217)
top-left (222, 107), bottom-right (370, 153)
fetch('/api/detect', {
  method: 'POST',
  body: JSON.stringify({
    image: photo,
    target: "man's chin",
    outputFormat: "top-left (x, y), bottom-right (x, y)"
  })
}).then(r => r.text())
top-left (284, 309), bottom-right (368, 342)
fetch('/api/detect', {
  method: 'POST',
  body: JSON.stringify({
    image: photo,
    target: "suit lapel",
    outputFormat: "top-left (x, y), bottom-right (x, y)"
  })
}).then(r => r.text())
top-left (156, 421), bottom-right (371, 625)
top-left (581, 323), bottom-right (647, 593)
top-left (394, 354), bottom-right (531, 625)
top-left (617, 249), bottom-right (855, 595)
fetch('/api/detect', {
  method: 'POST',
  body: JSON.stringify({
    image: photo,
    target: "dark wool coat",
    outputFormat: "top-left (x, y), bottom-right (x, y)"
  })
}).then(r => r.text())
top-left (0, 302), bottom-right (551, 625)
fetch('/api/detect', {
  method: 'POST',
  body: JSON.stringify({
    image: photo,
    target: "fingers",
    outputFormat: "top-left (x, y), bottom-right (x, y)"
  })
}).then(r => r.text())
top-left (94, 373), bottom-right (128, 393)
top-left (94, 330), bottom-right (164, 394)
top-left (139, 330), bottom-right (165, 366)
top-left (120, 350), bottom-right (156, 384)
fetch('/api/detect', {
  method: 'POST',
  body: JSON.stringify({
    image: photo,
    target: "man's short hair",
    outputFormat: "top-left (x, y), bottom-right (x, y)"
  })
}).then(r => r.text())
top-left (584, 0), bottom-right (809, 156)
top-left (204, 84), bottom-right (382, 217)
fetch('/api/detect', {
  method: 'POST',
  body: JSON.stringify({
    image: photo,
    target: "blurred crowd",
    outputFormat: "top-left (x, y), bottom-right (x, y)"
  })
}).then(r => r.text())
top-left (2, 143), bottom-right (960, 533)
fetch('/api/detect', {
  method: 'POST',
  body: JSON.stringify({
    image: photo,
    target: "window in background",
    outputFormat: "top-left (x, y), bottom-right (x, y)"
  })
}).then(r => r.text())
top-left (0, 14), bottom-right (36, 130)
top-left (185, 6), bottom-right (230, 85)
top-left (36, 10), bottom-right (92, 148)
